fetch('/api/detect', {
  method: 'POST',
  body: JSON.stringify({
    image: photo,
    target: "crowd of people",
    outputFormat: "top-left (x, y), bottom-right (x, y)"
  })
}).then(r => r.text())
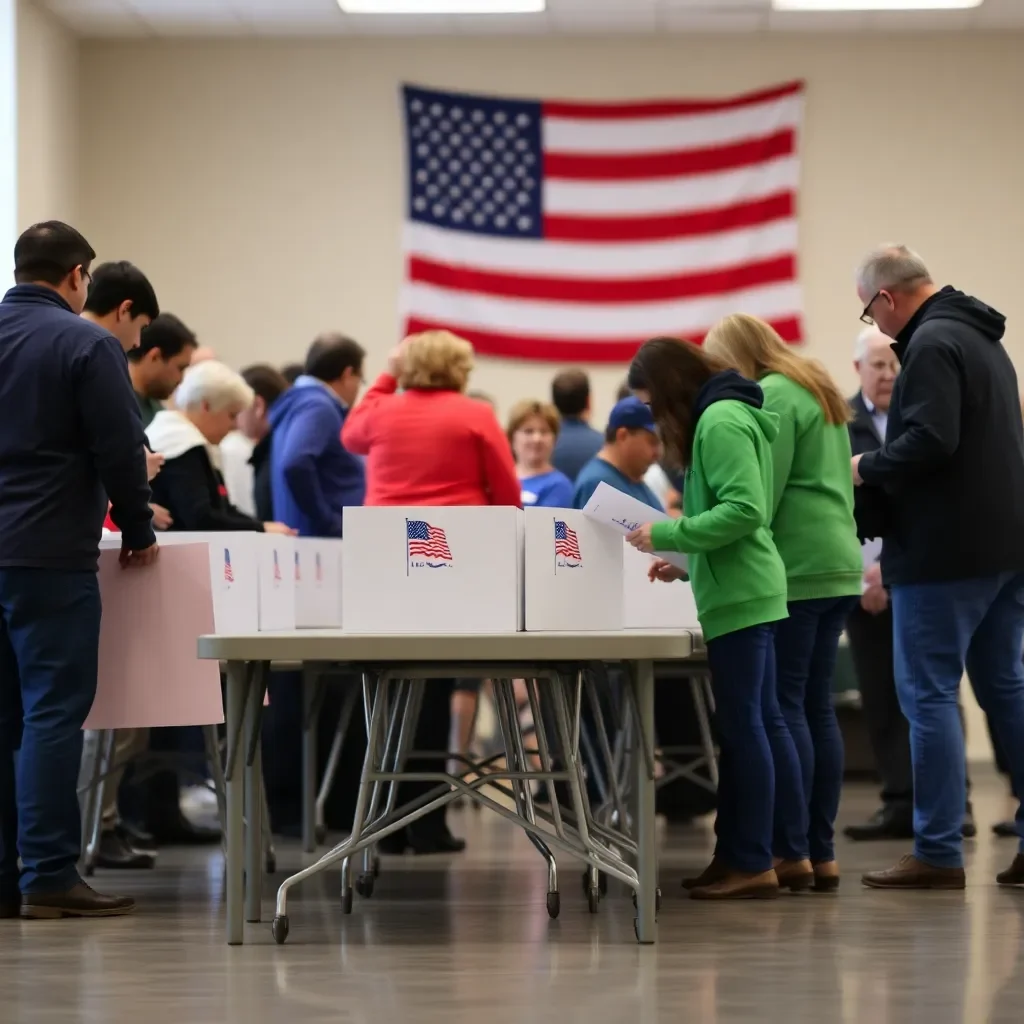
top-left (2, 220), bottom-right (1024, 917)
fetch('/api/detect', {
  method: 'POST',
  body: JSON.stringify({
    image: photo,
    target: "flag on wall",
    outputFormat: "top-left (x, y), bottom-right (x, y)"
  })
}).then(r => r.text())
top-left (400, 81), bottom-right (804, 363)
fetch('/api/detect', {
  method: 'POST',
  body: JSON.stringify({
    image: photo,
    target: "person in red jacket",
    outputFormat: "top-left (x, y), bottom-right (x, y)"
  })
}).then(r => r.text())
top-left (343, 330), bottom-right (520, 508)
top-left (342, 330), bottom-right (520, 854)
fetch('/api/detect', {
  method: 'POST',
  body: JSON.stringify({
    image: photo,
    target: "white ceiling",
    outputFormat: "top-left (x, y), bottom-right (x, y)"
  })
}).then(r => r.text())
top-left (41, 0), bottom-right (1024, 37)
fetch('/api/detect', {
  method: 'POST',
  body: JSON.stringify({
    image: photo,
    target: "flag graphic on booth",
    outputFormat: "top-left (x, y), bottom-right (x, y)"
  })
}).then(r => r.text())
top-left (272, 549), bottom-right (282, 583)
top-left (554, 519), bottom-right (582, 570)
top-left (294, 549), bottom-right (301, 582)
top-left (400, 81), bottom-right (805, 363)
top-left (315, 551), bottom-right (323, 585)
top-left (406, 519), bottom-right (453, 572)
top-left (223, 548), bottom-right (234, 584)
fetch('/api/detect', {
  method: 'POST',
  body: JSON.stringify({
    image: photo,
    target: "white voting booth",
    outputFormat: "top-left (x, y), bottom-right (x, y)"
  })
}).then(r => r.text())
top-left (255, 533), bottom-right (297, 631)
top-left (342, 506), bottom-right (523, 633)
top-left (524, 508), bottom-right (623, 631)
top-left (622, 541), bottom-right (700, 630)
top-left (294, 537), bottom-right (344, 628)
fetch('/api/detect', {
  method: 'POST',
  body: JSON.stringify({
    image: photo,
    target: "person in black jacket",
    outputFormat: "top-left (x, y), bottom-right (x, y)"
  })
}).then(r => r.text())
top-left (145, 360), bottom-right (294, 536)
top-left (0, 222), bottom-right (157, 920)
top-left (853, 245), bottom-right (1024, 890)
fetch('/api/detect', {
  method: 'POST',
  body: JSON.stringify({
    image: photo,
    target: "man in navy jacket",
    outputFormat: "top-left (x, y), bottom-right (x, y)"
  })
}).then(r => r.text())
top-left (270, 333), bottom-right (366, 537)
top-left (0, 221), bottom-right (156, 919)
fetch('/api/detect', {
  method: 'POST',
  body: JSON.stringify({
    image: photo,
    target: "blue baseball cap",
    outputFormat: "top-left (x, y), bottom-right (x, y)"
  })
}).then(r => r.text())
top-left (607, 395), bottom-right (657, 435)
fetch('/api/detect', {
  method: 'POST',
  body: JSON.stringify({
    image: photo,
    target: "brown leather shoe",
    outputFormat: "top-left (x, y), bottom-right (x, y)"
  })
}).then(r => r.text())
top-left (861, 854), bottom-right (965, 890)
top-left (774, 858), bottom-right (814, 892)
top-left (681, 857), bottom-right (728, 891)
top-left (996, 854), bottom-right (1024, 886)
top-left (21, 882), bottom-right (136, 919)
top-left (690, 869), bottom-right (781, 900)
top-left (812, 861), bottom-right (840, 893)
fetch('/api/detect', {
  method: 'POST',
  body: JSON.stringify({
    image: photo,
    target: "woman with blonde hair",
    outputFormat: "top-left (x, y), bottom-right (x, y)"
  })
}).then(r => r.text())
top-left (506, 399), bottom-right (573, 507)
top-left (342, 329), bottom-right (520, 854)
top-left (704, 314), bottom-right (863, 892)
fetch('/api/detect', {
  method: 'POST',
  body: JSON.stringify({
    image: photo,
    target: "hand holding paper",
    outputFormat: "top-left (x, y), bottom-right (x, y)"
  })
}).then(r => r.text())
top-left (581, 481), bottom-right (688, 572)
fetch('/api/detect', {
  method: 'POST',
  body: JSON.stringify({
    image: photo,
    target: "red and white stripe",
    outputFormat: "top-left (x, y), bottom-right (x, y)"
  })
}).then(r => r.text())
top-left (402, 81), bottom-right (804, 363)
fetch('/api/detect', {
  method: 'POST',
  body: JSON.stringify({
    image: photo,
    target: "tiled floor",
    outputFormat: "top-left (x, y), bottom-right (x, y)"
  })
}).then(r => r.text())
top-left (2, 777), bottom-right (1024, 1024)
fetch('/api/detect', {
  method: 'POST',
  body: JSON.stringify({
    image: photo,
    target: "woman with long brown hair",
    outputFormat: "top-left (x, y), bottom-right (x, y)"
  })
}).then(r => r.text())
top-left (704, 314), bottom-right (862, 892)
top-left (626, 338), bottom-right (797, 900)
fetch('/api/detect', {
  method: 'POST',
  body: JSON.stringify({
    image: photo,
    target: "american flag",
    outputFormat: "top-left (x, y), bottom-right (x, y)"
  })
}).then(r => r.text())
top-left (407, 519), bottom-right (453, 560)
top-left (273, 549), bottom-right (282, 582)
top-left (401, 81), bottom-right (804, 363)
top-left (554, 520), bottom-right (582, 562)
top-left (223, 548), bottom-right (234, 584)
top-left (294, 549), bottom-right (301, 581)
top-left (315, 552), bottom-right (323, 583)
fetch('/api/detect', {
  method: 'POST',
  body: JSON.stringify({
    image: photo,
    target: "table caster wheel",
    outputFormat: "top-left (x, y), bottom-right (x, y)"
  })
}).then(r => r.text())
top-left (314, 824), bottom-right (326, 845)
top-left (372, 856), bottom-right (381, 878)
top-left (265, 853), bottom-right (277, 875)
top-left (272, 916), bottom-right (289, 944)
top-left (546, 891), bottom-right (560, 919)
top-left (581, 869), bottom-right (607, 895)
top-left (587, 887), bottom-right (600, 914)
top-left (355, 873), bottom-right (374, 899)
top-left (342, 886), bottom-right (353, 915)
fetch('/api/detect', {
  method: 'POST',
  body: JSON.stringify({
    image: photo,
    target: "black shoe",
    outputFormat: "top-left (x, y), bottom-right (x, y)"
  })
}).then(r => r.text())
top-left (96, 830), bottom-right (157, 871)
top-left (379, 826), bottom-right (467, 855)
top-left (21, 881), bottom-right (135, 919)
top-left (962, 805), bottom-right (977, 839)
top-left (118, 821), bottom-right (158, 855)
top-left (844, 806), bottom-right (914, 841)
top-left (148, 810), bottom-right (220, 845)
top-left (993, 820), bottom-right (1019, 838)
top-left (0, 892), bottom-right (20, 919)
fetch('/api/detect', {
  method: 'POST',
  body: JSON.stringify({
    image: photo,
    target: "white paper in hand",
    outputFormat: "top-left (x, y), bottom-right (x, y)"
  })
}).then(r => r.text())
top-left (581, 481), bottom-right (688, 572)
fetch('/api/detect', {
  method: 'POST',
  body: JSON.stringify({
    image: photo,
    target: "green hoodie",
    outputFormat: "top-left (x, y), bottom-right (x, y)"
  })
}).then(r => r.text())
top-left (650, 373), bottom-right (788, 642)
top-left (760, 373), bottom-right (862, 602)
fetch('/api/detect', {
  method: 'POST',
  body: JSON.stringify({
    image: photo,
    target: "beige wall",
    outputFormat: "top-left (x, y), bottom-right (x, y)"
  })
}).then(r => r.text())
top-left (77, 33), bottom-right (1024, 422)
top-left (16, 0), bottom-right (78, 228)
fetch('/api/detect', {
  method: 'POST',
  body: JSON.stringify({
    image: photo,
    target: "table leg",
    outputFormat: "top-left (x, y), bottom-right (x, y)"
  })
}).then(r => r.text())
top-left (301, 666), bottom-right (317, 853)
top-left (226, 661), bottom-right (247, 945)
top-left (633, 659), bottom-right (657, 944)
top-left (244, 681), bottom-right (263, 924)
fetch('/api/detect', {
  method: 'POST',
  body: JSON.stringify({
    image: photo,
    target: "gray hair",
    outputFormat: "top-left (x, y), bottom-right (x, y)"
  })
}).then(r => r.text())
top-left (856, 244), bottom-right (933, 297)
top-left (854, 325), bottom-right (890, 363)
top-left (175, 360), bottom-right (254, 413)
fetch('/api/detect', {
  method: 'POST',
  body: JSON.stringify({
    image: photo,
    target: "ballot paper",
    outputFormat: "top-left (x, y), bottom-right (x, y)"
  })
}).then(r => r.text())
top-left (581, 481), bottom-right (688, 572)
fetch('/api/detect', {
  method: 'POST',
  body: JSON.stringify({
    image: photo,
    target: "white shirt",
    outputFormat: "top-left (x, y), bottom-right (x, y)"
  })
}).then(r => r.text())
top-left (220, 432), bottom-right (256, 517)
top-left (861, 394), bottom-right (888, 444)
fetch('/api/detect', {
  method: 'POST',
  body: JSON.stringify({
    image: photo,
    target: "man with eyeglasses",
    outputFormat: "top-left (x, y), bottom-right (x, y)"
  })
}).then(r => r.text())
top-left (0, 221), bottom-right (156, 919)
top-left (851, 244), bottom-right (1024, 890)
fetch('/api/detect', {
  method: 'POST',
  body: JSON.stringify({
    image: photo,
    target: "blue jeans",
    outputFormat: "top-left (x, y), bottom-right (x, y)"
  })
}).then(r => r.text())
top-left (706, 623), bottom-right (789, 873)
top-left (774, 596), bottom-right (858, 863)
top-left (892, 572), bottom-right (1024, 869)
top-left (0, 569), bottom-right (101, 894)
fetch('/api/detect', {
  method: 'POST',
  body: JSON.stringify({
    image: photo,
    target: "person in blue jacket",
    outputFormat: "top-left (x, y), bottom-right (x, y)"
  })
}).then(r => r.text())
top-left (270, 334), bottom-right (366, 537)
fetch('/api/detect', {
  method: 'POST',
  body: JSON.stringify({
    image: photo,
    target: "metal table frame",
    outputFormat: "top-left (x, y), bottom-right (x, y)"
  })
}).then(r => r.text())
top-left (197, 630), bottom-right (696, 947)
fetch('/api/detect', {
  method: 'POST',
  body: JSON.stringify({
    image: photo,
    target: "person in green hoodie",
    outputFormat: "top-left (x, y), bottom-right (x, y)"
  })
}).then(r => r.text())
top-left (626, 337), bottom-right (798, 901)
top-left (705, 314), bottom-right (863, 893)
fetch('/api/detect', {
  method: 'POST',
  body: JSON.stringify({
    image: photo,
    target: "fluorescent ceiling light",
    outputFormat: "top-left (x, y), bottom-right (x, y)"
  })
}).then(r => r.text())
top-left (773, 0), bottom-right (981, 9)
top-left (339, 0), bottom-right (545, 12)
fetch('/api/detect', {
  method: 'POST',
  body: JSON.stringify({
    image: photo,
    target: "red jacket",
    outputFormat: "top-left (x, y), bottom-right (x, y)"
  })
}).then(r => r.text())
top-left (342, 374), bottom-right (521, 508)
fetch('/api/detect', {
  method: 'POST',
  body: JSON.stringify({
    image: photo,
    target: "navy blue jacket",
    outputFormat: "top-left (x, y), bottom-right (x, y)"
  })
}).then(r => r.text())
top-left (0, 285), bottom-right (154, 570)
top-left (268, 376), bottom-right (365, 537)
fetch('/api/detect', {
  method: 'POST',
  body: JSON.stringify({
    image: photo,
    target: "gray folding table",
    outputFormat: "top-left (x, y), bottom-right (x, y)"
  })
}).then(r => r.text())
top-left (197, 629), bottom-right (697, 946)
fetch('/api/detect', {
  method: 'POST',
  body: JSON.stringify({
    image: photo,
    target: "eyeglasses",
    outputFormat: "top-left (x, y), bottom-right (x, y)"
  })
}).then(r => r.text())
top-left (860, 291), bottom-right (882, 326)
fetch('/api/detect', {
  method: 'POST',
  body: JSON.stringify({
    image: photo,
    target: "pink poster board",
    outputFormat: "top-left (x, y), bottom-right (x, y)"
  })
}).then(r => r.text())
top-left (86, 545), bottom-right (225, 730)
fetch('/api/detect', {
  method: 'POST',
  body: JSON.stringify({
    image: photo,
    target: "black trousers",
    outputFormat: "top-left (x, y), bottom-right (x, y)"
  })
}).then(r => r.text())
top-left (846, 604), bottom-right (972, 810)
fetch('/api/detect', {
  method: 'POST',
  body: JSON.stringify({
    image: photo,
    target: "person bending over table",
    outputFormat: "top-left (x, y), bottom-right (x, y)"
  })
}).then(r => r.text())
top-left (343, 329), bottom-right (521, 854)
top-left (705, 315), bottom-right (863, 894)
top-left (146, 360), bottom-right (294, 535)
top-left (626, 337), bottom-right (791, 901)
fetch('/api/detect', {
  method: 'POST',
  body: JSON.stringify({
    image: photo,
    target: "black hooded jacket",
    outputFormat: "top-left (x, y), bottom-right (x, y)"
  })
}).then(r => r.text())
top-left (858, 286), bottom-right (1024, 586)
